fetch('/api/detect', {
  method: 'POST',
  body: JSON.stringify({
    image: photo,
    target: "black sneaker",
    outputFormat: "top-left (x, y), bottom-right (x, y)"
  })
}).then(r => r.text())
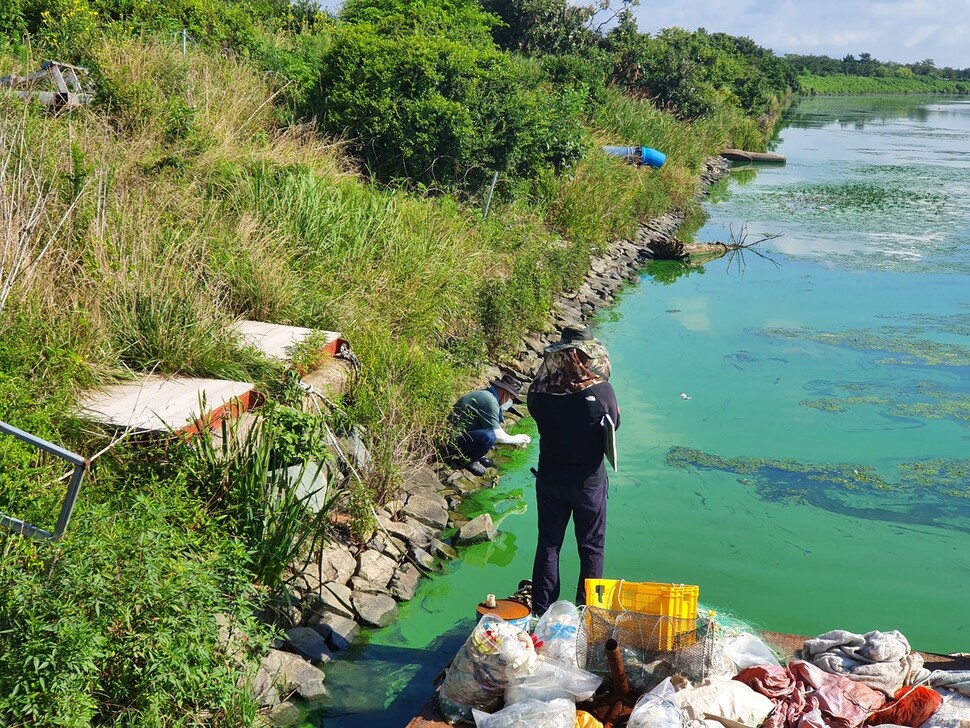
top-left (467, 460), bottom-right (486, 477)
top-left (478, 456), bottom-right (496, 469)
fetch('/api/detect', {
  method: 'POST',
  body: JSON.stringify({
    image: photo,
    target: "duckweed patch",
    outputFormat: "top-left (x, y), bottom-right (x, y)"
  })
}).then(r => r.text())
top-left (757, 326), bottom-right (970, 367)
top-left (799, 379), bottom-right (970, 425)
top-left (878, 311), bottom-right (970, 338)
top-left (775, 181), bottom-right (948, 215)
top-left (667, 446), bottom-right (970, 531)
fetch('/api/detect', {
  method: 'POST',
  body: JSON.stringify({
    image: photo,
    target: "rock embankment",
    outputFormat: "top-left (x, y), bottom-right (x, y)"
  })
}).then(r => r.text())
top-left (251, 156), bottom-right (731, 726)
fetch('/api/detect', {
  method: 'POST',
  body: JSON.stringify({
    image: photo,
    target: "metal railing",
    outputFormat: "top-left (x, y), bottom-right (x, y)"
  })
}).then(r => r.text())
top-left (0, 420), bottom-right (89, 540)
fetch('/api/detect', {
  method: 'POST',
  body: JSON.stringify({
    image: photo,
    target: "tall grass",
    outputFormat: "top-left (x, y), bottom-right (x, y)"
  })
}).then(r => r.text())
top-left (180, 410), bottom-right (337, 591)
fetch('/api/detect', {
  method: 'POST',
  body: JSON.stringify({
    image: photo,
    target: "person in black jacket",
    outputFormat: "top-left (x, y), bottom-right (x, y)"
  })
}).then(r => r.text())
top-left (527, 326), bottom-right (620, 616)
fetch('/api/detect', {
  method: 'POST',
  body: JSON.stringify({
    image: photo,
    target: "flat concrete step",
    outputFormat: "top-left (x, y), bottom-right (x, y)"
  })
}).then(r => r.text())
top-left (233, 320), bottom-right (343, 362)
top-left (76, 375), bottom-right (259, 435)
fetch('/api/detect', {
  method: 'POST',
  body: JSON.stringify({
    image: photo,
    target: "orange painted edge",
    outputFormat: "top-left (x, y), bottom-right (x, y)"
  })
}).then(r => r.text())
top-left (178, 388), bottom-right (264, 439)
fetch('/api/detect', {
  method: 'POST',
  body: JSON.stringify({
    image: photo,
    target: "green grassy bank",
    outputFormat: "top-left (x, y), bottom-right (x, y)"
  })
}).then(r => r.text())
top-left (0, 33), bottom-right (770, 724)
top-left (799, 73), bottom-right (970, 95)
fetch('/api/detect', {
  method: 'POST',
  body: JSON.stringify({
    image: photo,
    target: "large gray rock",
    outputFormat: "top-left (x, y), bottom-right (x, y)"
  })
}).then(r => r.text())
top-left (407, 486), bottom-right (449, 511)
top-left (306, 581), bottom-right (355, 620)
top-left (400, 495), bottom-right (449, 531)
top-left (285, 626), bottom-right (331, 665)
top-left (274, 460), bottom-right (331, 514)
top-left (334, 425), bottom-right (371, 474)
top-left (388, 563), bottom-right (422, 602)
top-left (376, 515), bottom-right (415, 543)
top-left (349, 576), bottom-right (389, 595)
top-left (265, 700), bottom-right (304, 727)
top-left (408, 545), bottom-right (437, 573)
top-left (402, 517), bottom-right (437, 548)
top-left (352, 592), bottom-right (398, 627)
top-left (314, 612), bottom-right (360, 651)
top-left (356, 549), bottom-right (397, 588)
top-left (244, 665), bottom-right (280, 708)
top-left (447, 474), bottom-right (482, 496)
top-left (402, 465), bottom-right (444, 493)
top-left (456, 513), bottom-right (498, 546)
top-left (216, 612), bottom-right (248, 666)
top-left (316, 543), bottom-right (357, 586)
top-left (383, 496), bottom-right (406, 516)
top-left (255, 592), bottom-right (301, 631)
top-left (260, 648), bottom-right (328, 704)
top-left (429, 538), bottom-right (458, 561)
top-left (367, 531), bottom-right (407, 560)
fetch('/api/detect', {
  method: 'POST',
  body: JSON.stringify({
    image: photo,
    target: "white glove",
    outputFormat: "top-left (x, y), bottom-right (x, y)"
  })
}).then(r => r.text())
top-left (512, 434), bottom-right (531, 446)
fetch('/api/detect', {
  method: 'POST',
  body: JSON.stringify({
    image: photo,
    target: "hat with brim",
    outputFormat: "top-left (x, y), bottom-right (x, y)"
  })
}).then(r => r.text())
top-left (544, 325), bottom-right (595, 354)
top-left (491, 373), bottom-right (523, 403)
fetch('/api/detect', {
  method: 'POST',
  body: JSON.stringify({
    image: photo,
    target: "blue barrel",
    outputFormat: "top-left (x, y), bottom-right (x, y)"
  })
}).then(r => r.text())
top-left (640, 146), bottom-right (666, 168)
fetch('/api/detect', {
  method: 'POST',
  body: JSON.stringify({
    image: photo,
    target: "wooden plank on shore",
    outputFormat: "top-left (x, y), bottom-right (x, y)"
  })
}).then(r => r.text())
top-left (233, 320), bottom-right (343, 361)
top-left (76, 375), bottom-right (258, 434)
top-left (722, 148), bottom-right (787, 163)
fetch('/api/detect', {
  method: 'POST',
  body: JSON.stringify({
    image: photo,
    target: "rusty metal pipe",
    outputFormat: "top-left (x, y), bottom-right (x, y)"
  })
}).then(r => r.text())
top-left (605, 638), bottom-right (631, 697)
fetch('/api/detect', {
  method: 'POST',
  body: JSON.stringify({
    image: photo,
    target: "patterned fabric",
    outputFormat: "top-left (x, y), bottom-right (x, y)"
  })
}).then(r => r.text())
top-left (530, 341), bottom-right (612, 395)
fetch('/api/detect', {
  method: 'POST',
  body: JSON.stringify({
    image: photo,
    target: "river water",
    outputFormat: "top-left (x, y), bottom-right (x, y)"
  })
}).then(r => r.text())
top-left (320, 95), bottom-right (970, 727)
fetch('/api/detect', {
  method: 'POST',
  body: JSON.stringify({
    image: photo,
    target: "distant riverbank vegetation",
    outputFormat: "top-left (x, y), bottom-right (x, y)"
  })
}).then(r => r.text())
top-left (789, 53), bottom-right (970, 95)
top-left (0, 1), bottom-right (825, 724)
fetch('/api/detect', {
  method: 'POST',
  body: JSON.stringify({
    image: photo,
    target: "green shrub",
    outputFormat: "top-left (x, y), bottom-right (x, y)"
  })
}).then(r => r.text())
top-left (0, 485), bottom-right (265, 726)
top-left (312, 9), bottom-right (586, 189)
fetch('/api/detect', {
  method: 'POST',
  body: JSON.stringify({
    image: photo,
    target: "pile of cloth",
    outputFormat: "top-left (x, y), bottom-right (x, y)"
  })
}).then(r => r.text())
top-left (731, 629), bottom-right (970, 728)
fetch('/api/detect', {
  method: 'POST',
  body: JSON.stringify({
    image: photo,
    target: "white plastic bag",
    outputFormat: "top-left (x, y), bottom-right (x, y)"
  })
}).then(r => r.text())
top-left (628, 678), bottom-right (685, 728)
top-left (472, 697), bottom-right (575, 728)
top-left (505, 656), bottom-right (602, 705)
top-left (533, 601), bottom-right (580, 666)
top-left (722, 632), bottom-right (781, 671)
top-left (674, 679), bottom-right (774, 728)
top-left (921, 689), bottom-right (970, 727)
top-left (439, 615), bottom-right (538, 724)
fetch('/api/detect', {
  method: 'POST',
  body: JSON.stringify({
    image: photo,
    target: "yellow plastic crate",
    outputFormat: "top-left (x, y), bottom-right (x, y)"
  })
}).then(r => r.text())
top-left (584, 579), bottom-right (699, 651)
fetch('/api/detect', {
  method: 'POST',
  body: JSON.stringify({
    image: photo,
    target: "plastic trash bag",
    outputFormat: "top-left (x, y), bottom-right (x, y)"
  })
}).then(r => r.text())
top-left (627, 678), bottom-right (685, 728)
top-left (722, 632), bottom-right (781, 671)
top-left (439, 615), bottom-right (538, 725)
top-left (472, 697), bottom-right (575, 728)
top-left (674, 679), bottom-right (774, 728)
top-left (534, 600), bottom-right (581, 666)
top-left (921, 689), bottom-right (970, 727)
top-left (505, 656), bottom-right (602, 705)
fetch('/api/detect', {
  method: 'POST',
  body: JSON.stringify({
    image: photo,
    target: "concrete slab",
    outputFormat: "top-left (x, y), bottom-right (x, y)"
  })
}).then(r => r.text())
top-left (77, 375), bottom-right (258, 434)
top-left (233, 321), bottom-right (343, 361)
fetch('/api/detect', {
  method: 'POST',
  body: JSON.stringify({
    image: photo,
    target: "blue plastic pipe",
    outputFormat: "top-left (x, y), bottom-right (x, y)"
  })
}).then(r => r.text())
top-left (601, 145), bottom-right (666, 169)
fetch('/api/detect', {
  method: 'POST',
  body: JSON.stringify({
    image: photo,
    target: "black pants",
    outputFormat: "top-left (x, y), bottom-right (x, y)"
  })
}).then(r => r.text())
top-left (531, 476), bottom-right (607, 616)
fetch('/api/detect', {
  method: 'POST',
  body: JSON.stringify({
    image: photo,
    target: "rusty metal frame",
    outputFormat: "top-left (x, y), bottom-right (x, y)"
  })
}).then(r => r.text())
top-left (0, 420), bottom-right (89, 540)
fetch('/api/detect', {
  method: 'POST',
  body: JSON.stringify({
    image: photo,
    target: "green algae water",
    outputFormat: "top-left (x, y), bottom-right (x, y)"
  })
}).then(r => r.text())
top-left (318, 95), bottom-right (970, 726)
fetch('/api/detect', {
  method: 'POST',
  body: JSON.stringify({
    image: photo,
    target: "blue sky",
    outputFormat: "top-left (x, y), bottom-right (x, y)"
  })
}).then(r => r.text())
top-left (627, 0), bottom-right (969, 70)
top-left (318, 0), bottom-right (970, 70)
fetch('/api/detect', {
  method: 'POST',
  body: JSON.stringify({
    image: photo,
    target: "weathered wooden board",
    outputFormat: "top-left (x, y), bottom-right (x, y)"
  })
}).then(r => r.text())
top-left (722, 148), bottom-right (787, 163)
